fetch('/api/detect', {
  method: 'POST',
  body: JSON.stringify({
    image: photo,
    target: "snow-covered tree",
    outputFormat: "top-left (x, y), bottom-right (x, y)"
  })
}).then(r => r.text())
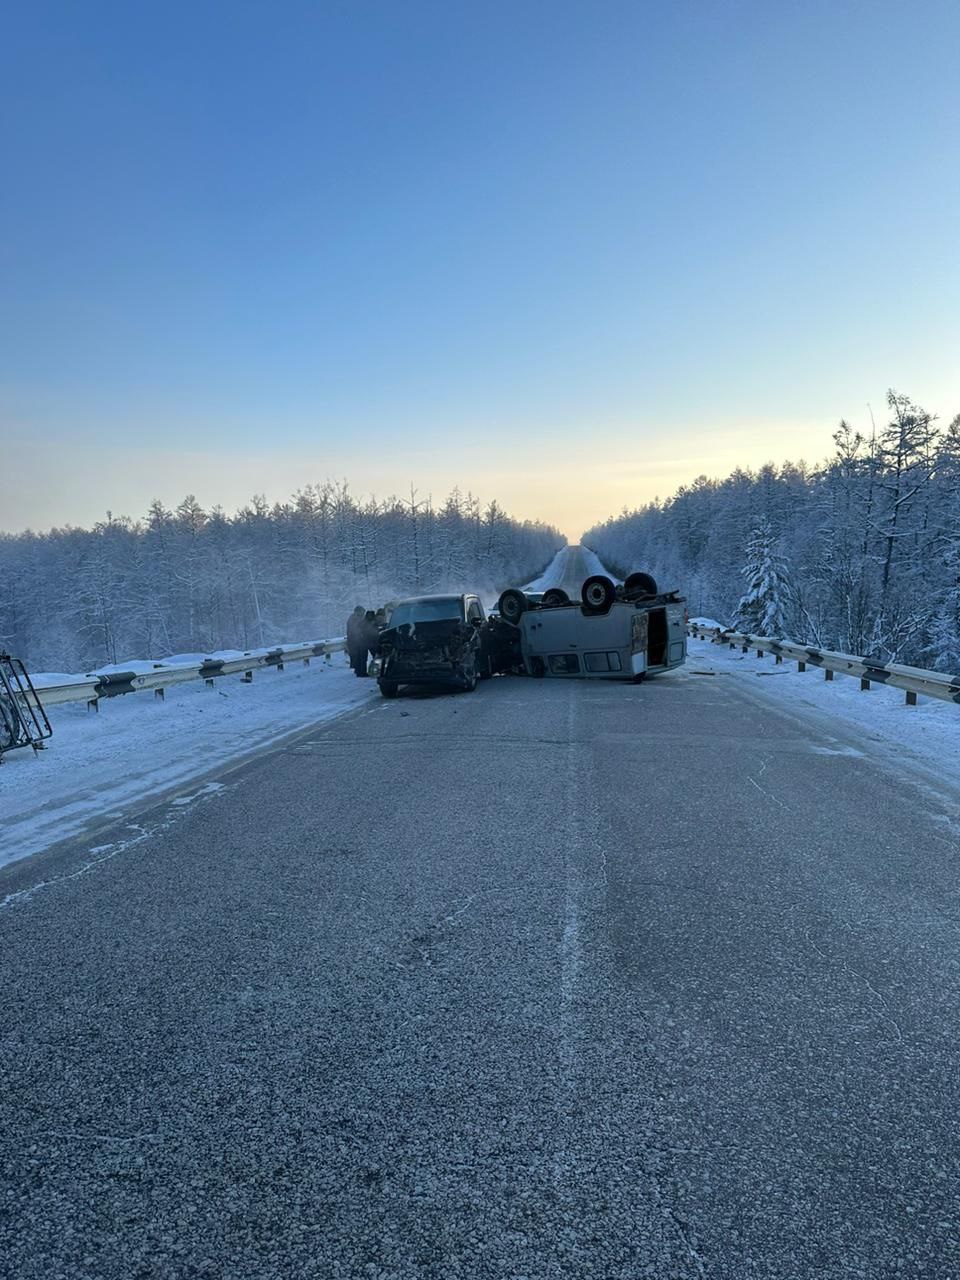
top-left (733, 520), bottom-right (793, 637)
top-left (0, 483), bottom-right (563, 669)
top-left (584, 389), bottom-right (957, 663)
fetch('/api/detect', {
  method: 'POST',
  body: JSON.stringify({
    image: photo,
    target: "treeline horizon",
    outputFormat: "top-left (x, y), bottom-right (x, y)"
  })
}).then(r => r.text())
top-left (585, 390), bottom-right (960, 669)
top-left (0, 482), bottom-right (563, 671)
top-left (7, 389), bottom-right (960, 673)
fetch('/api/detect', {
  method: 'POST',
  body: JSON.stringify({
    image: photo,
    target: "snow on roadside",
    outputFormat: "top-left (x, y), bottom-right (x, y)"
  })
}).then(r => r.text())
top-left (686, 635), bottom-right (960, 781)
top-left (0, 656), bottom-right (375, 870)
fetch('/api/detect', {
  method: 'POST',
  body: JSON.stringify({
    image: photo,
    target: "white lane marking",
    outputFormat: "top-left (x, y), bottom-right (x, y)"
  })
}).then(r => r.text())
top-left (548, 684), bottom-right (586, 1279)
top-left (559, 684), bottom-right (583, 1086)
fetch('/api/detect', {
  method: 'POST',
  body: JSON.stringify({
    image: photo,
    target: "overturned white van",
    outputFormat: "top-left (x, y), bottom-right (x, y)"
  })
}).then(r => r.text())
top-left (494, 574), bottom-right (687, 682)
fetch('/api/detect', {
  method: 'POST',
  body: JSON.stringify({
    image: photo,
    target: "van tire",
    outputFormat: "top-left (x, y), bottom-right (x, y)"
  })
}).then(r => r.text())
top-left (581, 575), bottom-right (617, 613)
top-left (378, 681), bottom-right (399, 698)
top-left (542, 587), bottom-right (569, 607)
top-left (624, 571), bottom-right (658, 598)
top-left (497, 589), bottom-right (529, 626)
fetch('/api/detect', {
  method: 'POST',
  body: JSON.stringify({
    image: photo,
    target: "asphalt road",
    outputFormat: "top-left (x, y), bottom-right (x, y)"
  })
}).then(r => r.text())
top-left (2, 665), bottom-right (960, 1278)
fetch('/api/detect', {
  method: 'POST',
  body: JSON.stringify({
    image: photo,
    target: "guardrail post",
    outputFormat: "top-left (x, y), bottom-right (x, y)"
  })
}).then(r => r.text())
top-left (205, 678), bottom-right (215, 688)
top-left (860, 677), bottom-right (871, 691)
top-left (824, 669), bottom-right (834, 681)
top-left (154, 687), bottom-right (165, 701)
top-left (797, 661), bottom-right (806, 672)
top-left (87, 698), bottom-right (99, 713)
top-left (303, 657), bottom-right (310, 667)
top-left (729, 641), bottom-right (736, 649)
top-left (277, 660), bottom-right (284, 672)
top-left (906, 690), bottom-right (918, 706)
top-left (775, 654), bottom-right (782, 664)
top-left (242, 670), bottom-right (253, 683)
top-left (756, 648), bottom-right (764, 658)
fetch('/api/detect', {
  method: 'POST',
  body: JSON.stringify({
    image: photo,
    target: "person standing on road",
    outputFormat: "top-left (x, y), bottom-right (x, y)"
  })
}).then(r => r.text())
top-left (346, 605), bottom-right (367, 676)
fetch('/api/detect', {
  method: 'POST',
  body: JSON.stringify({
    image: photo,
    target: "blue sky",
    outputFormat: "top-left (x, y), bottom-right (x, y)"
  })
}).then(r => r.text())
top-left (2, 0), bottom-right (958, 538)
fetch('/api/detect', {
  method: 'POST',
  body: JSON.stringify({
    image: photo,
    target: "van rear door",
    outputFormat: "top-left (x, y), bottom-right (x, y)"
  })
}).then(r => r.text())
top-left (666, 604), bottom-right (687, 667)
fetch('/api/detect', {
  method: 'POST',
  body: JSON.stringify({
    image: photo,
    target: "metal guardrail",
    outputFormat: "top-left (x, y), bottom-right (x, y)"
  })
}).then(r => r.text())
top-left (688, 626), bottom-right (960, 706)
top-left (30, 638), bottom-right (348, 710)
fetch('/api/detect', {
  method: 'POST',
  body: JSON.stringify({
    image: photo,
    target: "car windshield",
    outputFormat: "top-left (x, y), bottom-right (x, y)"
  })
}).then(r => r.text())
top-left (388, 599), bottom-right (462, 627)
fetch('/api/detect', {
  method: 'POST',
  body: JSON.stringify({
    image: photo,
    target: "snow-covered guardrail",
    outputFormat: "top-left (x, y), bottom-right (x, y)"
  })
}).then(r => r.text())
top-left (688, 625), bottom-right (960, 707)
top-left (31, 639), bottom-right (348, 709)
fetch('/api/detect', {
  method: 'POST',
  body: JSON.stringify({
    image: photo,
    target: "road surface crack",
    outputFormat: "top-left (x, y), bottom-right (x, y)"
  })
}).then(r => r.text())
top-left (804, 929), bottom-right (904, 1045)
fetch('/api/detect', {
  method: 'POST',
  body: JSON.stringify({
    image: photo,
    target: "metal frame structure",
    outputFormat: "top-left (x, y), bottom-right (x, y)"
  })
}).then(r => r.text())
top-left (0, 652), bottom-right (53, 759)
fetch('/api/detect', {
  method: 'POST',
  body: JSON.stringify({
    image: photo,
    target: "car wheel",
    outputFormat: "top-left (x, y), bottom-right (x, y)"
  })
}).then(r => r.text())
top-left (624, 571), bottom-right (658, 598)
top-left (542, 587), bottom-right (569, 607)
top-left (497, 589), bottom-right (529, 626)
top-left (378, 681), bottom-right (399, 699)
top-left (462, 656), bottom-right (479, 692)
top-left (581, 575), bottom-right (617, 613)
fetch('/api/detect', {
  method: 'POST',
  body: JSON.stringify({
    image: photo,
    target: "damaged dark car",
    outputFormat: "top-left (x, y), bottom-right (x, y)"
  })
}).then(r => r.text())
top-left (376, 594), bottom-right (490, 698)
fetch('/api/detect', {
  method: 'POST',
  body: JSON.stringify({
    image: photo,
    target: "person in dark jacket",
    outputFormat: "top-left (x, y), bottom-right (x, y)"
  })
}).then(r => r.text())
top-left (346, 605), bottom-right (367, 675)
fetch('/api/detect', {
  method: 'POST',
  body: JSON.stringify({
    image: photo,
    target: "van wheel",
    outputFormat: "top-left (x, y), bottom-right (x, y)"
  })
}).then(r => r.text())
top-left (497, 589), bottom-right (529, 626)
top-left (632, 672), bottom-right (646, 684)
top-left (378, 681), bottom-right (399, 698)
top-left (542, 587), bottom-right (569, 607)
top-left (581, 575), bottom-right (617, 613)
top-left (624, 571), bottom-right (658, 598)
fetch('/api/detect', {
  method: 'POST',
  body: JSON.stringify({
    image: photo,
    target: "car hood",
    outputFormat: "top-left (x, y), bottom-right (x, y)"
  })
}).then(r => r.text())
top-left (380, 618), bottom-right (473, 652)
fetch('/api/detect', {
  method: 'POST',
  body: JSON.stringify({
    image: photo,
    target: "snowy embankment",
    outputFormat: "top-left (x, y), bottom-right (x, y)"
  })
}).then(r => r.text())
top-left (0, 655), bottom-right (373, 870)
top-left (686, 635), bottom-right (960, 779)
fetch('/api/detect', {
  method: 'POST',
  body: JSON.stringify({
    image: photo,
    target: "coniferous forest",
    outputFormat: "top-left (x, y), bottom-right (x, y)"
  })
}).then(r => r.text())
top-left (6, 391), bottom-right (959, 674)
top-left (0, 485), bottom-right (563, 672)
top-left (585, 392), bottom-right (960, 669)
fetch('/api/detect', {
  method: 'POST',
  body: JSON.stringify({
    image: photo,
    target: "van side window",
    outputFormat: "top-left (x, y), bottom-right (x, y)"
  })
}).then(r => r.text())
top-left (548, 654), bottom-right (580, 674)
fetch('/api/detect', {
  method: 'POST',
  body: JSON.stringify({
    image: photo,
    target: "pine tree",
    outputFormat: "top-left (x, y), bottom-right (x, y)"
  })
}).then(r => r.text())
top-left (733, 520), bottom-right (792, 637)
